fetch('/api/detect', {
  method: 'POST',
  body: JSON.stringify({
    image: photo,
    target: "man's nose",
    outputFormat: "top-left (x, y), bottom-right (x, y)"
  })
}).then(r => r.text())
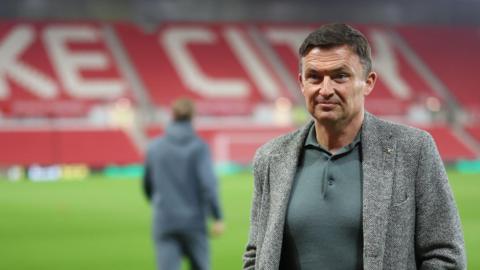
top-left (318, 77), bottom-right (334, 97)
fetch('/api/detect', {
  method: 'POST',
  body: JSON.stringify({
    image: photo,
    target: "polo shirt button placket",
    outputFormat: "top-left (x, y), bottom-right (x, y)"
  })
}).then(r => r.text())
top-left (328, 176), bottom-right (334, 186)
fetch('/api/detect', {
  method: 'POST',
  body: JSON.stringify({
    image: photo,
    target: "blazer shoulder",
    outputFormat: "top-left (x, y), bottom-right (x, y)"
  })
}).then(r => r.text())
top-left (369, 114), bottom-right (432, 147)
top-left (372, 117), bottom-right (437, 156)
top-left (254, 124), bottom-right (309, 161)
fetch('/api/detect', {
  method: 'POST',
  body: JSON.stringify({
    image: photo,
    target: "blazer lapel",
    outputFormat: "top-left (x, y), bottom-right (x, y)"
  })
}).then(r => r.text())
top-left (362, 113), bottom-right (397, 270)
top-left (262, 121), bottom-right (312, 269)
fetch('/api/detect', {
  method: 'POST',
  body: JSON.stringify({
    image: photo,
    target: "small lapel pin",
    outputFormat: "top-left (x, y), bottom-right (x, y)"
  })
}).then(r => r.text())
top-left (386, 147), bottom-right (393, 154)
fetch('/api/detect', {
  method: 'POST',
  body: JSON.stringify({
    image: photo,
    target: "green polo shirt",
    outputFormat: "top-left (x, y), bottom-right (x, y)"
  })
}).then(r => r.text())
top-left (280, 124), bottom-right (363, 270)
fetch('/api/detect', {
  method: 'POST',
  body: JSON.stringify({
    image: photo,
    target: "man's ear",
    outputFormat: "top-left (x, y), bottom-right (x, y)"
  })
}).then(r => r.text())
top-left (298, 58), bottom-right (306, 94)
top-left (298, 72), bottom-right (305, 94)
top-left (364, 71), bottom-right (377, 96)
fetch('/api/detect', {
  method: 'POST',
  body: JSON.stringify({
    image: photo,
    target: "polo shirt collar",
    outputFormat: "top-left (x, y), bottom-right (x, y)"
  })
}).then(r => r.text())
top-left (304, 124), bottom-right (362, 155)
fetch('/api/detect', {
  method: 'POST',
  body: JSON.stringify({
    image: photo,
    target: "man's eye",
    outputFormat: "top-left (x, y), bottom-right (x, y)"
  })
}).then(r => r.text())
top-left (334, 73), bottom-right (349, 82)
top-left (307, 73), bottom-right (320, 81)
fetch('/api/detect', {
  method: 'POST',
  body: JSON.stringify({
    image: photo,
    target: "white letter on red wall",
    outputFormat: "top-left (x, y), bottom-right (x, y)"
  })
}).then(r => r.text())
top-left (223, 27), bottom-right (280, 101)
top-left (370, 30), bottom-right (411, 100)
top-left (0, 25), bottom-right (57, 99)
top-left (44, 25), bottom-right (125, 99)
top-left (265, 28), bottom-right (312, 57)
top-left (162, 26), bottom-right (249, 98)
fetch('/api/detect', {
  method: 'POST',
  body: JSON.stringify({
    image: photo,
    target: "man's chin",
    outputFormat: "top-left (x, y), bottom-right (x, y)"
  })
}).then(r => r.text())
top-left (313, 113), bottom-right (339, 124)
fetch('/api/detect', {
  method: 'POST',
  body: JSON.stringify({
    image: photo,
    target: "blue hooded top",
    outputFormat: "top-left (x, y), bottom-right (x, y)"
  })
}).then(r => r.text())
top-left (143, 121), bottom-right (222, 233)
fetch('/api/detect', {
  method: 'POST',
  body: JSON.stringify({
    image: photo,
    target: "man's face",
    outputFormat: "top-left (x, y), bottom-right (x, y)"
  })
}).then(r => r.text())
top-left (299, 45), bottom-right (376, 126)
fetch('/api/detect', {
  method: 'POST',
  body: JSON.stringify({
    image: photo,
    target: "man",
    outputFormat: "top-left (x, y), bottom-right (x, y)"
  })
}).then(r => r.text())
top-left (243, 23), bottom-right (465, 270)
top-left (143, 98), bottom-right (224, 270)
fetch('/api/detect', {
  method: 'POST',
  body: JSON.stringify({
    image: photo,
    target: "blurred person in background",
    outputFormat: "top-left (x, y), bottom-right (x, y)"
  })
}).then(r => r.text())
top-left (243, 23), bottom-right (465, 269)
top-left (143, 98), bottom-right (224, 270)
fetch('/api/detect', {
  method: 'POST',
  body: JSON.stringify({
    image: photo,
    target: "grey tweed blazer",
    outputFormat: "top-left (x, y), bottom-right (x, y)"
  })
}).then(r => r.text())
top-left (243, 112), bottom-right (466, 270)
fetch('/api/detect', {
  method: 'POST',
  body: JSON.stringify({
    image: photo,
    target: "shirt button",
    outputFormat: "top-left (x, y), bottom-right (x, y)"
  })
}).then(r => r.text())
top-left (328, 177), bottom-right (334, 185)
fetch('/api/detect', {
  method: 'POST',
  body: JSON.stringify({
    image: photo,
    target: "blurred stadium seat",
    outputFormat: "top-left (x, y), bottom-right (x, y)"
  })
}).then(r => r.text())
top-left (0, 127), bottom-right (141, 166)
top-left (0, 21), bottom-right (479, 167)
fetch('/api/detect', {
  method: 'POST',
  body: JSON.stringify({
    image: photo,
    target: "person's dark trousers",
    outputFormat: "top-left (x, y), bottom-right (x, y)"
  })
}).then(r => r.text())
top-left (155, 230), bottom-right (209, 270)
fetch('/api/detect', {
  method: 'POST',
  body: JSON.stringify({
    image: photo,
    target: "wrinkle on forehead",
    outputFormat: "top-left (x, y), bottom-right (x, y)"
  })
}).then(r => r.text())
top-left (301, 45), bottom-right (361, 73)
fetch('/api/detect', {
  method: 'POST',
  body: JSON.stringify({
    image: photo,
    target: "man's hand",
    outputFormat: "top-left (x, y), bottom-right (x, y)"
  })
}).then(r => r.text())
top-left (211, 221), bottom-right (225, 237)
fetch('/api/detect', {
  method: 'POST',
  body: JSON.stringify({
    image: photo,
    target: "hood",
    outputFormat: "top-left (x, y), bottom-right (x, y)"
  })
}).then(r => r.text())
top-left (165, 121), bottom-right (195, 144)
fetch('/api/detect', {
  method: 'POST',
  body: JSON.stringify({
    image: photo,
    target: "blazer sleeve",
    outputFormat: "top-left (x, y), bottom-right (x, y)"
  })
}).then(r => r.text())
top-left (414, 133), bottom-right (466, 269)
top-left (243, 149), bottom-right (265, 269)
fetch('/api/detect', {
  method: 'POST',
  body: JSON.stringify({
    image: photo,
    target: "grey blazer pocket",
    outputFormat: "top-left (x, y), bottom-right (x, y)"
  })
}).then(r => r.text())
top-left (392, 193), bottom-right (410, 208)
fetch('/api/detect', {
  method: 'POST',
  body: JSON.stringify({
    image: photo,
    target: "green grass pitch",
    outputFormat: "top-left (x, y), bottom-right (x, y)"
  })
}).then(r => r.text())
top-left (0, 171), bottom-right (478, 269)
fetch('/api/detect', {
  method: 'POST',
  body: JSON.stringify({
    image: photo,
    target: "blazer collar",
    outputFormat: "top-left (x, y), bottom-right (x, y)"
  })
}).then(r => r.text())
top-left (268, 120), bottom-right (312, 201)
top-left (261, 121), bottom-right (312, 269)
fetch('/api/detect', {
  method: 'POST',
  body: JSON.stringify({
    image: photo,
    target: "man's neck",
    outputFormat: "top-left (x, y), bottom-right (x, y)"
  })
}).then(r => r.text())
top-left (315, 112), bottom-right (364, 154)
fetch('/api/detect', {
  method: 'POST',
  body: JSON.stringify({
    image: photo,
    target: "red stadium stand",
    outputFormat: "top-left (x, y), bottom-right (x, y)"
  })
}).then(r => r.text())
top-left (114, 22), bottom-right (293, 116)
top-left (397, 26), bottom-right (480, 118)
top-left (0, 128), bottom-right (141, 166)
top-left (0, 129), bottom-right (57, 165)
top-left (420, 125), bottom-right (477, 161)
top-left (0, 21), bottom-right (479, 165)
top-left (56, 128), bottom-right (142, 166)
top-left (465, 126), bottom-right (480, 144)
top-left (0, 22), bottom-right (133, 117)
